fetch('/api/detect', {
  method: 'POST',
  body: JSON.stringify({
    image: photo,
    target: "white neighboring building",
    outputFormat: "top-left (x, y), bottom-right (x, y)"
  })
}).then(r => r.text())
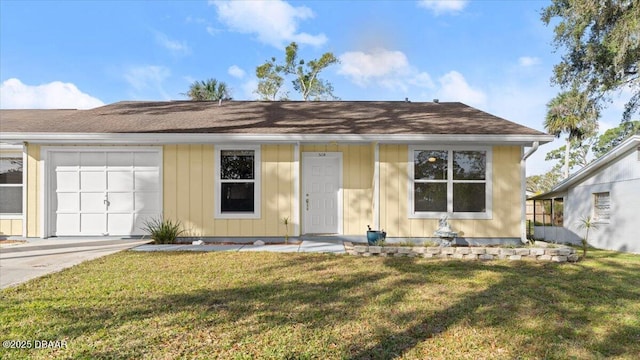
top-left (531, 135), bottom-right (640, 253)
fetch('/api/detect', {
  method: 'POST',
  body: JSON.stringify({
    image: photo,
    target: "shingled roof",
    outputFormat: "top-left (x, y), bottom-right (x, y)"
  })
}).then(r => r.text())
top-left (1, 101), bottom-right (547, 136)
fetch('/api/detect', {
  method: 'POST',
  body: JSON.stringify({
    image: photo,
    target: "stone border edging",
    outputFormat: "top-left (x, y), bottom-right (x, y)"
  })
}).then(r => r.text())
top-left (343, 242), bottom-right (579, 262)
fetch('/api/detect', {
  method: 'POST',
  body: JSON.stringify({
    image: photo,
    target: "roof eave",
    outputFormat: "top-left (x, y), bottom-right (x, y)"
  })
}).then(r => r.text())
top-left (1, 132), bottom-right (555, 146)
top-left (532, 135), bottom-right (640, 199)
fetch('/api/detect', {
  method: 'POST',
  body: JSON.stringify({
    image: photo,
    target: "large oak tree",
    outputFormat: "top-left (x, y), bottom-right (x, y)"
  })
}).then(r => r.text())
top-left (542, 0), bottom-right (639, 121)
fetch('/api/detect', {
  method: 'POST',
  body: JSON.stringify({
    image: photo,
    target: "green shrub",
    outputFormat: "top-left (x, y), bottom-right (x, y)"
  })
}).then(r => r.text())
top-left (142, 217), bottom-right (184, 244)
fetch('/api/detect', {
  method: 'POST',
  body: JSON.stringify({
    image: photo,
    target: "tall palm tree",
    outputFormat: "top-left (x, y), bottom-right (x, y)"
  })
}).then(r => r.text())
top-left (544, 89), bottom-right (599, 178)
top-left (185, 79), bottom-right (232, 101)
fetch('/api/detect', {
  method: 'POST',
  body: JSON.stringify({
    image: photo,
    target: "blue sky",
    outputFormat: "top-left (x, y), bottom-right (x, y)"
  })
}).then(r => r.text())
top-left (0, 0), bottom-right (630, 175)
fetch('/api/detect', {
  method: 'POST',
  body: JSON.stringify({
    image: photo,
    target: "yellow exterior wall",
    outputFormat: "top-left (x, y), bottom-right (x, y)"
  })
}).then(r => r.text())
top-left (301, 144), bottom-right (373, 235)
top-left (163, 144), bottom-right (296, 237)
top-left (18, 142), bottom-right (520, 239)
top-left (0, 219), bottom-right (22, 237)
top-left (379, 144), bottom-right (522, 238)
top-left (26, 144), bottom-right (41, 237)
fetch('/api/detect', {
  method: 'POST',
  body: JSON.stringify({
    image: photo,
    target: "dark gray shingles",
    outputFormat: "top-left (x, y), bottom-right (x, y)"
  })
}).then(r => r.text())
top-left (0, 101), bottom-right (546, 136)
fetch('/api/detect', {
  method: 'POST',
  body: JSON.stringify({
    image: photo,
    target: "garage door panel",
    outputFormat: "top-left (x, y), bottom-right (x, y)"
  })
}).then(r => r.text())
top-left (108, 171), bottom-right (133, 191)
top-left (108, 192), bottom-right (134, 212)
top-left (80, 192), bottom-right (105, 212)
top-left (135, 171), bottom-right (160, 190)
top-left (135, 192), bottom-right (159, 211)
top-left (81, 171), bottom-right (106, 191)
top-left (50, 148), bottom-right (161, 237)
top-left (56, 214), bottom-right (79, 234)
top-left (81, 214), bottom-right (105, 234)
top-left (107, 214), bottom-right (134, 235)
top-left (53, 152), bottom-right (78, 166)
top-left (57, 193), bottom-right (79, 212)
top-left (133, 214), bottom-right (155, 235)
top-left (107, 152), bottom-right (133, 167)
top-left (56, 171), bottom-right (79, 191)
top-left (80, 152), bottom-right (106, 166)
top-left (134, 152), bottom-right (158, 166)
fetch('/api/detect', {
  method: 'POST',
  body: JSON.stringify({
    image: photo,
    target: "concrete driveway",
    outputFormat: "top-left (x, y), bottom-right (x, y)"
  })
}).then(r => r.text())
top-left (0, 238), bottom-right (150, 289)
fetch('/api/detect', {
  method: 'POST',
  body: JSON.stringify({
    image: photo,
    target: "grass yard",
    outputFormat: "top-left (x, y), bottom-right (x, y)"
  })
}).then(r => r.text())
top-left (1, 249), bottom-right (639, 359)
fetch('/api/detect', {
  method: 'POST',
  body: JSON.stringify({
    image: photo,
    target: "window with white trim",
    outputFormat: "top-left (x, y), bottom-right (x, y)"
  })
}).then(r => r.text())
top-left (593, 192), bottom-right (610, 223)
top-left (409, 146), bottom-right (492, 219)
top-left (0, 153), bottom-right (23, 216)
top-left (215, 146), bottom-right (261, 219)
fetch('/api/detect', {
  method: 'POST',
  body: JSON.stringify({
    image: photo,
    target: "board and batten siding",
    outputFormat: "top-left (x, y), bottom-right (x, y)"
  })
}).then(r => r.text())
top-left (301, 144), bottom-right (374, 235)
top-left (26, 144), bottom-right (41, 237)
top-left (0, 219), bottom-right (21, 236)
top-left (163, 144), bottom-right (296, 237)
top-left (20, 142), bottom-right (521, 239)
top-left (379, 144), bottom-right (521, 238)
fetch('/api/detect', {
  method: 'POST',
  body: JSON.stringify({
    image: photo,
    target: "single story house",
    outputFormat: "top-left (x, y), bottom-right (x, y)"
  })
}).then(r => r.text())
top-left (530, 135), bottom-right (640, 253)
top-left (0, 101), bottom-right (553, 243)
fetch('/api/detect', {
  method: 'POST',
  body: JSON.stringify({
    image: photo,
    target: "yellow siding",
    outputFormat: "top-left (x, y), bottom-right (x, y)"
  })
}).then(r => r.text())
top-left (163, 144), bottom-right (295, 237)
top-left (300, 144), bottom-right (373, 235)
top-left (26, 144), bottom-right (41, 237)
top-left (0, 219), bottom-right (22, 236)
top-left (19, 142), bottom-right (520, 239)
top-left (379, 145), bottom-right (522, 238)
top-left (380, 145), bottom-right (411, 237)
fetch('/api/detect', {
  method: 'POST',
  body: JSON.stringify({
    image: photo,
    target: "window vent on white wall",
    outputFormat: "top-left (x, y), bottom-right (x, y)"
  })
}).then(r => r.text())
top-left (593, 192), bottom-right (611, 223)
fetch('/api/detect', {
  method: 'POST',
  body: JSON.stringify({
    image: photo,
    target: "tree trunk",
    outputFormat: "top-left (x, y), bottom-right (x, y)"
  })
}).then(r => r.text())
top-left (563, 137), bottom-right (571, 179)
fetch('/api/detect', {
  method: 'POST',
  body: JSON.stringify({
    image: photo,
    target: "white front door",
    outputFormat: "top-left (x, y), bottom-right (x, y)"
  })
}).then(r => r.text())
top-left (49, 148), bottom-right (162, 236)
top-left (302, 152), bottom-right (342, 234)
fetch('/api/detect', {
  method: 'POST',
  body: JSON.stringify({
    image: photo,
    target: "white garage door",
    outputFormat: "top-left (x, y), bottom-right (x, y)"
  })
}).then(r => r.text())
top-left (50, 148), bottom-right (162, 236)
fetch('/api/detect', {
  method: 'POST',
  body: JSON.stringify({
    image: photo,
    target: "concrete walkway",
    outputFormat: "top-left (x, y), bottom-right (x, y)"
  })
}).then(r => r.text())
top-left (132, 240), bottom-right (346, 254)
top-left (0, 238), bottom-right (151, 289)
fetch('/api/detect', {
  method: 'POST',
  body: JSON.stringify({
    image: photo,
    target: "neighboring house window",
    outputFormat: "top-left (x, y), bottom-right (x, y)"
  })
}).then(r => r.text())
top-left (593, 192), bottom-right (610, 223)
top-left (409, 146), bottom-right (492, 219)
top-left (0, 153), bottom-right (23, 215)
top-left (215, 146), bottom-right (261, 219)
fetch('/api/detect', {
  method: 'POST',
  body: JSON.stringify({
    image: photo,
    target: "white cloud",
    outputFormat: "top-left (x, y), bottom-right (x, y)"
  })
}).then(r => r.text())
top-left (228, 65), bottom-right (246, 79)
top-left (155, 32), bottom-right (191, 56)
top-left (409, 72), bottom-right (435, 88)
top-left (124, 65), bottom-right (172, 99)
top-left (0, 78), bottom-right (104, 109)
top-left (417, 0), bottom-right (468, 15)
top-left (210, 0), bottom-right (327, 48)
top-left (338, 49), bottom-right (409, 84)
top-left (518, 56), bottom-right (541, 67)
top-left (437, 71), bottom-right (487, 106)
top-left (206, 26), bottom-right (219, 36)
top-left (338, 48), bottom-right (434, 91)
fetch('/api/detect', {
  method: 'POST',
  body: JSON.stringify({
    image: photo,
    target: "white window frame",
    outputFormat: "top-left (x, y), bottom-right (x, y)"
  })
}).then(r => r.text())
top-left (592, 192), bottom-right (611, 224)
top-left (408, 145), bottom-right (492, 220)
top-left (214, 145), bottom-right (261, 219)
top-left (0, 149), bottom-right (25, 220)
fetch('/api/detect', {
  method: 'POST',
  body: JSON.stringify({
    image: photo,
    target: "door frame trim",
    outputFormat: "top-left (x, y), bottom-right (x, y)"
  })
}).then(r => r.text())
top-left (41, 146), bottom-right (163, 238)
top-left (301, 152), bottom-right (343, 235)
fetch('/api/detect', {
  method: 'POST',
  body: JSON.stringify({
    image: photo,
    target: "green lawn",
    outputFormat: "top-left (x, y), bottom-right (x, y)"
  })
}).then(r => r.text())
top-left (1, 249), bottom-right (639, 359)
